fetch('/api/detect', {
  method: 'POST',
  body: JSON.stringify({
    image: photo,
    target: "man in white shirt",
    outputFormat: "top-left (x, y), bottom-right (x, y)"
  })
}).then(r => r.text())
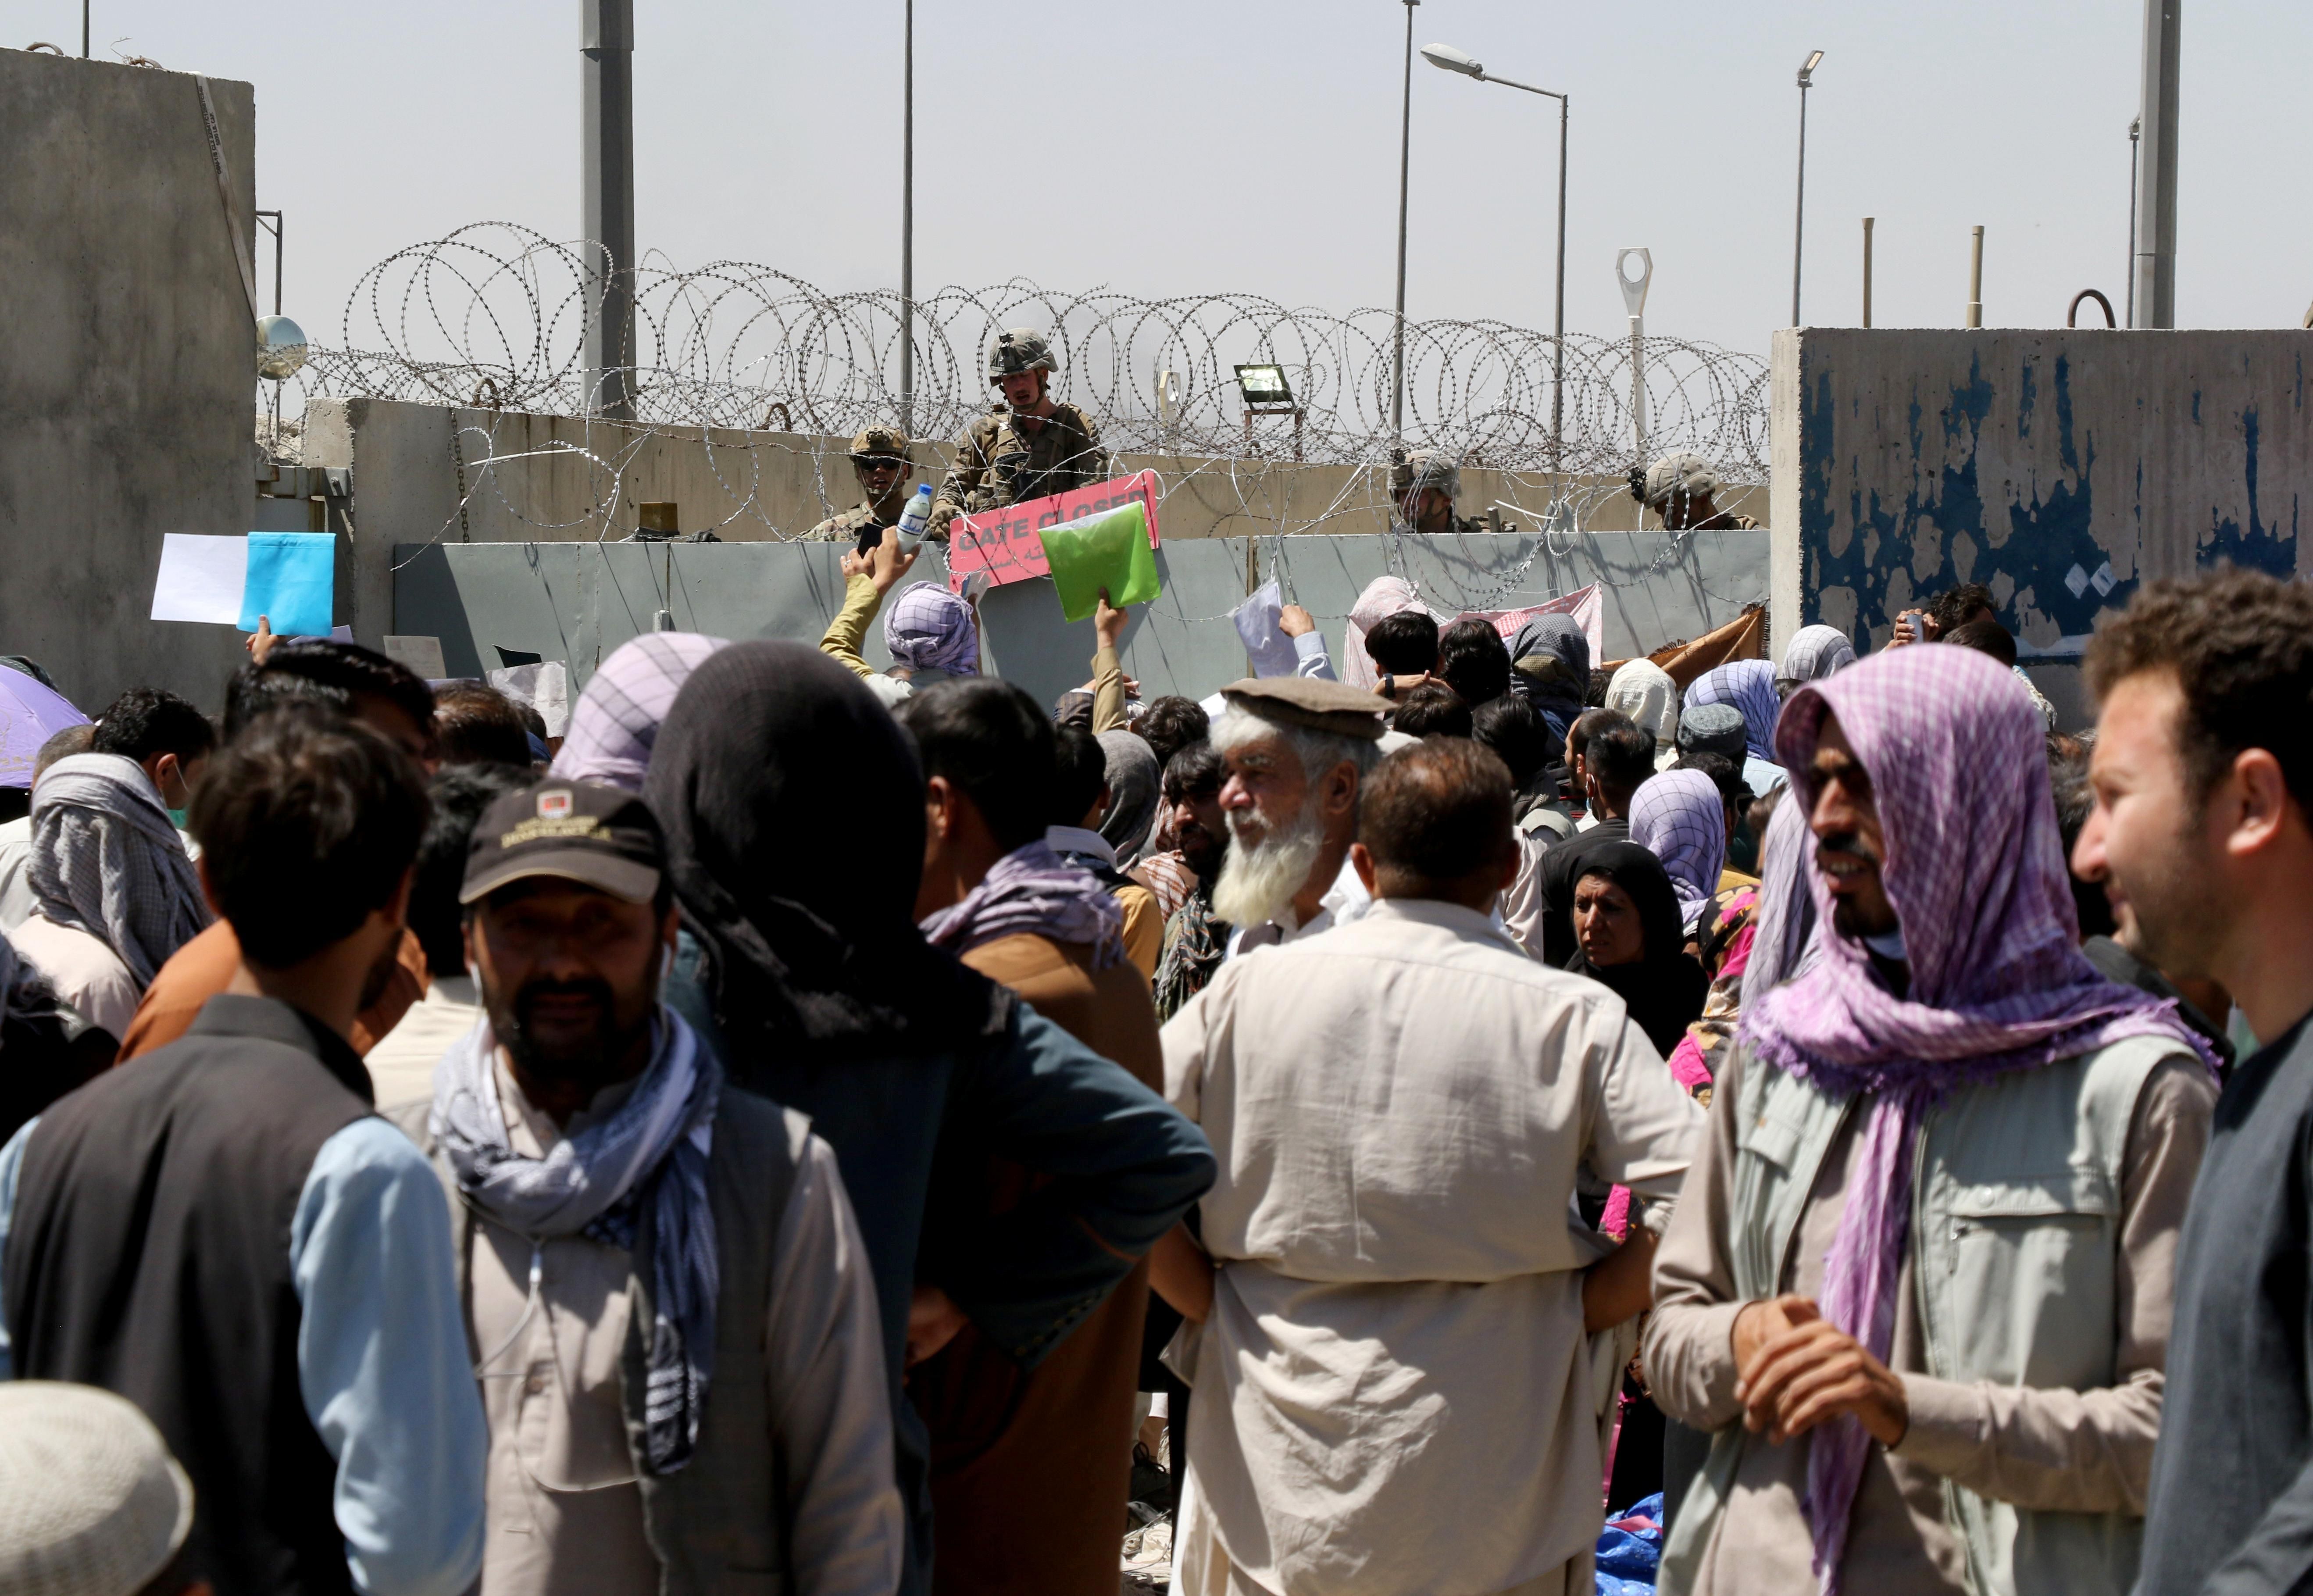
top-left (1205, 675), bottom-right (1387, 957)
top-left (1157, 737), bottom-right (1703, 1596)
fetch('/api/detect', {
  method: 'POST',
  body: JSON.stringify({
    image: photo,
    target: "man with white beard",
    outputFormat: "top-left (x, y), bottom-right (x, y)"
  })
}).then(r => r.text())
top-left (1206, 676), bottom-right (1389, 955)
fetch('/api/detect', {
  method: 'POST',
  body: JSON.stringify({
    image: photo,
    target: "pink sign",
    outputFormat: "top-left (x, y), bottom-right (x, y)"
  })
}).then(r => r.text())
top-left (945, 471), bottom-right (1162, 593)
top-left (1455, 582), bottom-right (1603, 665)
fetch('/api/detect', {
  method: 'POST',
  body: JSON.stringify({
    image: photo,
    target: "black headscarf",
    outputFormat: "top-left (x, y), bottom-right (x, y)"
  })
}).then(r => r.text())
top-left (644, 641), bottom-right (1012, 1062)
top-left (1560, 840), bottom-right (1710, 1058)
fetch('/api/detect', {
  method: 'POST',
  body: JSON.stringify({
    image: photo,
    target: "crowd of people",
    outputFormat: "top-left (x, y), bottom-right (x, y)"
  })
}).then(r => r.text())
top-left (1, 543), bottom-right (2310, 1596)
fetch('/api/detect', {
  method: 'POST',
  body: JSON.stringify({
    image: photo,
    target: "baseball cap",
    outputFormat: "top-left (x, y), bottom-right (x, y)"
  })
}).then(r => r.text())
top-left (460, 779), bottom-right (664, 906)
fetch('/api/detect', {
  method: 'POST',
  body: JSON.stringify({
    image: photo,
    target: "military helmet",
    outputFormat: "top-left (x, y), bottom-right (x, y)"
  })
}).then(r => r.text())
top-left (987, 328), bottom-right (1057, 381)
top-left (1388, 447), bottom-right (1461, 501)
top-left (848, 425), bottom-right (911, 463)
top-left (1640, 451), bottom-right (1721, 509)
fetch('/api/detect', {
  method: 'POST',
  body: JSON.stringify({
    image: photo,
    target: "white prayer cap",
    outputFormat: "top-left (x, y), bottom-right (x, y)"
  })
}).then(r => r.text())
top-left (0, 1382), bottom-right (194, 1596)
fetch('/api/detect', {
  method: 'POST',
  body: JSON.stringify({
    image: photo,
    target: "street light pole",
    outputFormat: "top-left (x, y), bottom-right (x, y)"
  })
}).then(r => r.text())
top-left (1392, 0), bottom-right (1418, 445)
top-left (1419, 43), bottom-right (1569, 471)
top-left (2132, 0), bottom-right (2180, 328)
top-left (2125, 115), bottom-right (2142, 329)
top-left (1792, 50), bottom-right (1823, 327)
top-left (900, 0), bottom-right (914, 435)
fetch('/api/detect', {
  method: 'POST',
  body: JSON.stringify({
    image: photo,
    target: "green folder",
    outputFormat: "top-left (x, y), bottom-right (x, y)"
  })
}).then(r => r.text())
top-left (1040, 502), bottom-right (1160, 623)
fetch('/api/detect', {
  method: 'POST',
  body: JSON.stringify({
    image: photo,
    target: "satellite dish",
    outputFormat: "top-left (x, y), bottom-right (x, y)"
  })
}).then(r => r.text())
top-left (256, 314), bottom-right (307, 381)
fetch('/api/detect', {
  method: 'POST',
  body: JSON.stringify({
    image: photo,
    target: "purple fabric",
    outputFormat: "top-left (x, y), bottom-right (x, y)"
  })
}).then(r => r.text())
top-left (885, 582), bottom-right (979, 675)
top-left (1686, 659), bottom-right (1784, 764)
top-left (1629, 769), bottom-right (1726, 933)
top-left (552, 633), bottom-right (730, 793)
top-left (0, 669), bottom-right (89, 788)
top-left (919, 840), bottom-right (1124, 968)
top-left (1736, 644), bottom-right (2214, 1595)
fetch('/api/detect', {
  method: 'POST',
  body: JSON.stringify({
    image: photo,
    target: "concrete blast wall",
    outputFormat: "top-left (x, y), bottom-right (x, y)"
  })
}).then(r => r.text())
top-left (391, 526), bottom-right (1768, 718)
top-left (1770, 328), bottom-right (2313, 722)
top-left (301, 396), bottom-right (1767, 654)
top-left (0, 50), bottom-right (257, 711)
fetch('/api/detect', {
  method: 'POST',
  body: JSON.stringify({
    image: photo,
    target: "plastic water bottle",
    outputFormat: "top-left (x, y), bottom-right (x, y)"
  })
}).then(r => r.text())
top-left (896, 484), bottom-right (935, 553)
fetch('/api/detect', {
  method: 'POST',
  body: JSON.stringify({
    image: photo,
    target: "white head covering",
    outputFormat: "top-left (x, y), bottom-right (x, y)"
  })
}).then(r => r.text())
top-left (0, 1382), bottom-right (193, 1596)
top-left (1606, 659), bottom-right (1681, 771)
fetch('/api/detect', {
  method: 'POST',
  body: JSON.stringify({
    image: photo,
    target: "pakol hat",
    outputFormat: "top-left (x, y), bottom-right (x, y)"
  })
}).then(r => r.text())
top-left (1221, 675), bottom-right (1388, 741)
top-left (462, 779), bottom-right (665, 906)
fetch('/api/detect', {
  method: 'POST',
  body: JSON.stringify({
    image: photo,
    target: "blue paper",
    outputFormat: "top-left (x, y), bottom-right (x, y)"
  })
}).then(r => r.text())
top-left (237, 532), bottom-right (337, 638)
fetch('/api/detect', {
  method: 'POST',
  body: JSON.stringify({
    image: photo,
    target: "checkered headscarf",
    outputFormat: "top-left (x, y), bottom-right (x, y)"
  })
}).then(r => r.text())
top-left (552, 633), bottom-right (731, 793)
top-left (1685, 659), bottom-right (1783, 764)
top-left (1628, 768), bottom-right (1725, 933)
top-left (885, 582), bottom-right (979, 675)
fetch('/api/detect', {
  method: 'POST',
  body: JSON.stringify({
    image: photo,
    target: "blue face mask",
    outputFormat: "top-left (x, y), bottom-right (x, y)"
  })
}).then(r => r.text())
top-left (167, 808), bottom-right (189, 830)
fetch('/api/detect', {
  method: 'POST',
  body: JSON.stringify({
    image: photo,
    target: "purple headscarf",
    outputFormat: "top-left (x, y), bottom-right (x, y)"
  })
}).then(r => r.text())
top-left (885, 582), bottom-right (979, 675)
top-left (1686, 659), bottom-right (1783, 764)
top-left (921, 840), bottom-right (1124, 968)
top-left (1629, 768), bottom-right (1726, 933)
top-left (1737, 644), bottom-right (2213, 1595)
top-left (552, 632), bottom-right (730, 793)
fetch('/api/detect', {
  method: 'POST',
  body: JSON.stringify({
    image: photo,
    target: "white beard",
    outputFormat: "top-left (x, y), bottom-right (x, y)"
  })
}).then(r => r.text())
top-left (1213, 802), bottom-right (1325, 929)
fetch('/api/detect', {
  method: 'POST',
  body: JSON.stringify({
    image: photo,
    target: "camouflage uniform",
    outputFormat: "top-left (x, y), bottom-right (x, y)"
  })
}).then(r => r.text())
top-left (1389, 447), bottom-right (1487, 536)
top-left (926, 329), bottom-right (1111, 540)
top-left (803, 425), bottom-right (913, 543)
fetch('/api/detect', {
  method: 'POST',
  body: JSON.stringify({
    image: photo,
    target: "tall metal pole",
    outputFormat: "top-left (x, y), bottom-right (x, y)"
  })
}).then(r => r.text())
top-left (2125, 116), bottom-right (2142, 328)
top-left (582, 0), bottom-right (636, 420)
top-left (1862, 216), bottom-right (1874, 327)
top-left (1392, 0), bottom-right (1417, 444)
top-left (81, 0), bottom-right (88, 57)
top-left (1791, 79), bottom-right (1810, 326)
top-left (899, 0), bottom-right (914, 435)
top-left (1552, 93), bottom-right (1567, 473)
top-left (2132, 0), bottom-right (2180, 328)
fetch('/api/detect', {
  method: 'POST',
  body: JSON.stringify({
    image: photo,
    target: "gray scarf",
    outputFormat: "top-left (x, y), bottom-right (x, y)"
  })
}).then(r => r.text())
top-left (432, 1007), bottom-right (721, 1473)
top-left (29, 754), bottom-right (209, 987)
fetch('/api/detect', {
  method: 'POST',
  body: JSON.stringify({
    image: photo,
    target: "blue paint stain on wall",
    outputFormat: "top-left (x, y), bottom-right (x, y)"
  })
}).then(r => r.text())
top-left (1798, 334), bottom-right (2305, 653)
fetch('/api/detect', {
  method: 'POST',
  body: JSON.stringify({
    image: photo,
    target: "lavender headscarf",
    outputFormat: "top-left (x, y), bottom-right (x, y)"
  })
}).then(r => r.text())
top-left (921, 840), bottom-right (1124, 968)
top-left (1738, 645), bottom-right (2213, 1595)
top-left (1686, 659), bottom-right (1783, 764)
top-left (1629, 768), bottom-right (1726, 933)
top-left (885, 582), bottom-right (979, 675)
top-left (552, 633), bottom-right (730, 793)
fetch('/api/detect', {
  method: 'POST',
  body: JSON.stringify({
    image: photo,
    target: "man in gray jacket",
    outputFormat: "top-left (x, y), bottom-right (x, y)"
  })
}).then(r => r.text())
top-left (394, 778), bottom-right (902, 1596)
top-left (1644, 643), bottom-right (2216, 1596)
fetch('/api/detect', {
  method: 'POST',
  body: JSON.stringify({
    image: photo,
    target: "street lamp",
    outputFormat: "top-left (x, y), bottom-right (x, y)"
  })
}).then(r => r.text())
top-left (1422, 42), bottom-right (1571, 473)
top-left (1392, 0), bottom-right (1418, 446)
top-left (1792, 49), bottom-right (1823, 327)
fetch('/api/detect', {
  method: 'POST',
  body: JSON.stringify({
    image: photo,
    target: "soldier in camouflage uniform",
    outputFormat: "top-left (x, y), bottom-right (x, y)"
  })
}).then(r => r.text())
top-left (1389, 447), bottom-right (1488, 536)
top-left (1631, 451), bottom-right (1760, 531)
top-left (803, 425), bottom-right (918, 546)
top-left (924, 329), bottom-right (1110, 543)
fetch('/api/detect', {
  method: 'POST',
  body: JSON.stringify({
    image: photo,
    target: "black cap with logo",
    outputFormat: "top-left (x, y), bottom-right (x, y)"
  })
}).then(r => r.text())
top-left (460, 780), bottom-right (665, 906)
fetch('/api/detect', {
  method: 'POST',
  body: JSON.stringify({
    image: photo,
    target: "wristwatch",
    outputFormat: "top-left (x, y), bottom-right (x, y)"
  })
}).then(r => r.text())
top-left (1380, 674), bottom-right (1396, 700)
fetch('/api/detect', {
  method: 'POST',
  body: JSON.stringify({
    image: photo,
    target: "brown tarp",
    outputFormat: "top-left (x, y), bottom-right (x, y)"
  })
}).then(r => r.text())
top-left (1605, 603), bottom-right (1766, 690)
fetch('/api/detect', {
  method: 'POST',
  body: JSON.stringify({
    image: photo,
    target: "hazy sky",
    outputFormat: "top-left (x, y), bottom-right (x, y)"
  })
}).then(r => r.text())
top-left (35, 0), bottom-right (2313, 359)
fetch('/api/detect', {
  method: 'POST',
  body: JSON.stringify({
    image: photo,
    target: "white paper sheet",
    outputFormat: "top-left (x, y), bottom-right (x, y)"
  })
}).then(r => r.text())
top-left (150, 534), bottom-right (249, 625)
top-left (383, 635), bottom-right (449, 679)
top-left (489, 660), bottom-right (571, 739)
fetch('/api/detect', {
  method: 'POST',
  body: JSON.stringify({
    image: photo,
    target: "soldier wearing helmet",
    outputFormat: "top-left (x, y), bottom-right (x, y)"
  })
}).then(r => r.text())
top-left (1389, 448), bottom-right (1485, 536)
top-left (804, 425), bottom-right (918, 546)
top-left (1630, 451), bottom-right (1758, 531)
top-left (925, 328), bottom-right (1110, 543)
